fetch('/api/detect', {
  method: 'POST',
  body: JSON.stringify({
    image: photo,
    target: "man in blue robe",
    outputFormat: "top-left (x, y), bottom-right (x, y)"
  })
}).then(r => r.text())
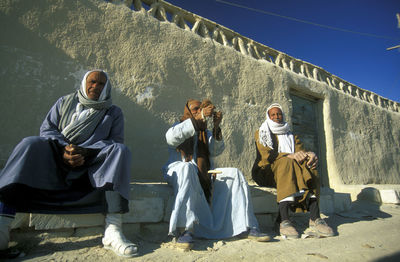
top-left (0, 70), bottom-right (137, 258)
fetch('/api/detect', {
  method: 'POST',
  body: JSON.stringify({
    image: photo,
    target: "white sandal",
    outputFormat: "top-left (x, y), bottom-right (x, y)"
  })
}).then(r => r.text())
top-left (103, 213), bottom-right (138, 258)
top-left (102, 227), bottom-right (138, 258)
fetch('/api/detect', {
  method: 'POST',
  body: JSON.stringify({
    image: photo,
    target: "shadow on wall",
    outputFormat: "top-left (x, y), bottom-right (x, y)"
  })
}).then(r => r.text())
top-left (115, 93), bottom-right (170, 182)
top-left (0, 10), bottom-right (86, 165)
top-left (0, 7), bottom-right (170, 182)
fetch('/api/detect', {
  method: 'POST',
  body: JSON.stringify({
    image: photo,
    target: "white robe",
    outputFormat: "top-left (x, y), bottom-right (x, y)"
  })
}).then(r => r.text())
top-left (162, 119), bottom-right (259, 239)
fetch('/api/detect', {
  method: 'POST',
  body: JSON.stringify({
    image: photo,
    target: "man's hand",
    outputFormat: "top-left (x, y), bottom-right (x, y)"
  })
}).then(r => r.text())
top-left (305, 151), bottom-right (318, 169)
top-left (193, 105), bottom-right (214, 130)
top-left (63, 144), bottom-right (85, 167)
top-left (201, 105), bottom-right (215, 119)
top-left (213, 111), bottom-right (223, 128)
top-left (193, 105), bottom-right (213, 121)
top-left (287, 151), bottom-right (308, 164)
top-left (287, 150), bottom-right (318, 169)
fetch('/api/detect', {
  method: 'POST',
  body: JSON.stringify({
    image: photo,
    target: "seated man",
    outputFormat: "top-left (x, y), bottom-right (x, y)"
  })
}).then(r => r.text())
top-left (162, 99), bottom-right (270, 250)
top-left (251, 103), bottom-right (333, 239)
top-left (0, 70), bottom-right (137, 258)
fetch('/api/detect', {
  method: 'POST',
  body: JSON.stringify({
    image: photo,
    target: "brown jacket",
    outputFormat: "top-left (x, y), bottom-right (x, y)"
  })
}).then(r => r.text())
top-left (251, 130), bottom-right (304, 187)
top-left (251, 130), bottom-right (319, 206)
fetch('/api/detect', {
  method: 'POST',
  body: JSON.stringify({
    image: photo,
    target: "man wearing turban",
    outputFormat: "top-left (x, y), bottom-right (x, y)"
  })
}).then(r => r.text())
top-left (162, 99), bottom-right (270, 250)
top-left (0, 70), bottom-right (137, 258)
top-left (252, 103), bottom-right (333, 239)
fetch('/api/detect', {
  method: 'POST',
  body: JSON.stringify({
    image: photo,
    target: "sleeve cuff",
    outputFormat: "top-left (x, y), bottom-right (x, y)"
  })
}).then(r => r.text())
top-left (213, 126), bottom-right (222, 140)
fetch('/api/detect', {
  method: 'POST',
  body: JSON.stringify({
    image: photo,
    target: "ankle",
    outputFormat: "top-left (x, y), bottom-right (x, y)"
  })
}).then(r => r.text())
top-left (0, 216), bottom-right (13, 250)
top-left (278, 201), bottom-right (292, 221)
top-left (309, 198), bottom-right (320, 220)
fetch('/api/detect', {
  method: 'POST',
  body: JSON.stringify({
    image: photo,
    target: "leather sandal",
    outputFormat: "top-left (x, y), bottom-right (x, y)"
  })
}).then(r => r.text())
top-left (175, 231), bottom-right (194, 250)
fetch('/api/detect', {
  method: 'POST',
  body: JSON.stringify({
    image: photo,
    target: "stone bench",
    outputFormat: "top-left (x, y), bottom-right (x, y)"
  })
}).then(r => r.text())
top-left (10, 183), bottom-right (356, 231)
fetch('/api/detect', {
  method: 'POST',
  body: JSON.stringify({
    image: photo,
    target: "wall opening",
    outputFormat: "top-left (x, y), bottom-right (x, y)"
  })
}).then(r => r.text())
top-left (290, 90), bottom-right (329, 187)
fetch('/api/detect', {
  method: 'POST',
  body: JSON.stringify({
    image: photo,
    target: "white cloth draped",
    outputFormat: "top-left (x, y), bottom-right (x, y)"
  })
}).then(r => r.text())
top-left (61, 70), bottom-right (111, 140)
top-left (258, 103), bottom-right (295, 154)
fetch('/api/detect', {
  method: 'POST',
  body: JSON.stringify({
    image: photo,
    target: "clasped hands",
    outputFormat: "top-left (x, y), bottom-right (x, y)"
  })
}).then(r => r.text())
top-left (63, 144), bottom-right (87, 168)
top-left (287, 151), bottom-right (318, 169)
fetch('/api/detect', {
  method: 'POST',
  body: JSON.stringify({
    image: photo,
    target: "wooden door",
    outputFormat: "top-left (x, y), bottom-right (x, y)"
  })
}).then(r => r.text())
top-left (291, 94), bottom-right (319, 155)
top-left (290, 93), bottom-right (328, 186)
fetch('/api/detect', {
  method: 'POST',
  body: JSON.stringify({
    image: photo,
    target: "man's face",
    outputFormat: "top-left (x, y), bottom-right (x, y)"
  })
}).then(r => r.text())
top-left (268, 107), bottom-right (283, 124)
top-left (188, 101), bottom-right (201, 118)
top-left (85, 71), bottom-right (107, 100)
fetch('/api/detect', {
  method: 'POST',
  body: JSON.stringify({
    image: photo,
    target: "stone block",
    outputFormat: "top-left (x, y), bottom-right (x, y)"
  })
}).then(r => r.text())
top-left (131, 183), bottom-right (173, 223)
top-left (249, 186), bottom-right (277, 197)
top-left (123, 197), bottom-right (164, 223)
top-left (252, 195), bottom-right (278, 214)
top-left (333, 192), bottom-right (352, 212)
top-left (250, 186), bottom-right (278, 214)
top-left (130, 183), bottom-right (173, 199)
top-left (11, 213), bottom-right (30, 229)
top-left (319, 194), bottom-right (334, 214)
top-left (29, 213), bottom-right (105, 230)
top-left (320, 187), bottom-right (335, 196)
top-left (379, 189), bottom-right (400, 204)
top-left (21, 183), bottom-right (282, 231)
top-left (255, 214), bottom-right (275, 231)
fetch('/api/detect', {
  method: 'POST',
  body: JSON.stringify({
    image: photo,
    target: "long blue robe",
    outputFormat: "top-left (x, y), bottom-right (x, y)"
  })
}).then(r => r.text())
top-left (162, 119), bottom-right (259, 239)
top-left (0, 94), bottom-right (132, 214)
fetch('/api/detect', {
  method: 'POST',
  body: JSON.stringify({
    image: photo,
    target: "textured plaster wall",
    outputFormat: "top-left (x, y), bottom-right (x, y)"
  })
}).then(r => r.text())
top-left (326, 92), bottom-right (400, 185)
top-left (0, 0), bottom-right (399, 187)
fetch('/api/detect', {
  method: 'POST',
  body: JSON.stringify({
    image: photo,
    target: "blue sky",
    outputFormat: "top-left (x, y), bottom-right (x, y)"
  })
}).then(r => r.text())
top-left (165, 0), bottom-right (400, 102)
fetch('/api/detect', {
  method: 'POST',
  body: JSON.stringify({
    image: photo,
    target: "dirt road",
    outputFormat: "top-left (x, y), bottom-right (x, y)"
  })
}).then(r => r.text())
top-left (5, 200), bottom-right (400, 262)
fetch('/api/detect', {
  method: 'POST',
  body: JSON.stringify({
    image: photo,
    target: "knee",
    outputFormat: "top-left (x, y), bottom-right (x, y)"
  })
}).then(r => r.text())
top-left (181, 162), bottom-right (196, 175)
top-left (20, 136), bottom-right (44, 146)
top-left (18, 136), bottom-right (47, 151)
top-left (113, 143), bottom-right (129, 152)
top-left (277, 157), bottom-right (298, 171)
top-left (109, 143), bottom-right (131, 157)
top-left (177, 162), bottom-right (198, 182)
top-left (166, 161), bottom-right (198, 188)
top-left (220, 167), bottom-right (243, 180)
top-left (285, 157), bottom-right (297, 165)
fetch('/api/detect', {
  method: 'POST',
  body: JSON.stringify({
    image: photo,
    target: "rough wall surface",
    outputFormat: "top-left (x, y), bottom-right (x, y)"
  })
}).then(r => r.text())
top-left (0, 0), bottom-right (399, 187)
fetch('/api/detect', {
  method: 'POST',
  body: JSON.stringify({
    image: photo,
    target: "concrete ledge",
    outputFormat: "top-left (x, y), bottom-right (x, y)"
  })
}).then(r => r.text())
top-left (29, 213), bottom-right (105, 230)
top-left (249, 186), bottom-right (278, 213)
top-left (333, 192), bottom-right (352, 213)
top-left (11, 183), bottom-right (362, 230)
top-left (335, 184), bottom-right (400, 203)
top-left (124, 197), bottom-right (164, 223)
top-left (11, 213), bottom-right (30, 229)
top-left (378, 189), bottom-right (400, 204)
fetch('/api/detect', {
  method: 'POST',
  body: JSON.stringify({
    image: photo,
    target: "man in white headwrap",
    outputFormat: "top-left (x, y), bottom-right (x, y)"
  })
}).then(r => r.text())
top-left (251, 103), bottom-right (333, 239)
top-left (0, 70), bottom-right (137, 258)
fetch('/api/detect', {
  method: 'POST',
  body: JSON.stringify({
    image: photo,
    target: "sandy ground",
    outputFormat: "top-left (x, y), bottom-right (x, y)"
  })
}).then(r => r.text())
top-left (4, 200), bottom-right (400, 262)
